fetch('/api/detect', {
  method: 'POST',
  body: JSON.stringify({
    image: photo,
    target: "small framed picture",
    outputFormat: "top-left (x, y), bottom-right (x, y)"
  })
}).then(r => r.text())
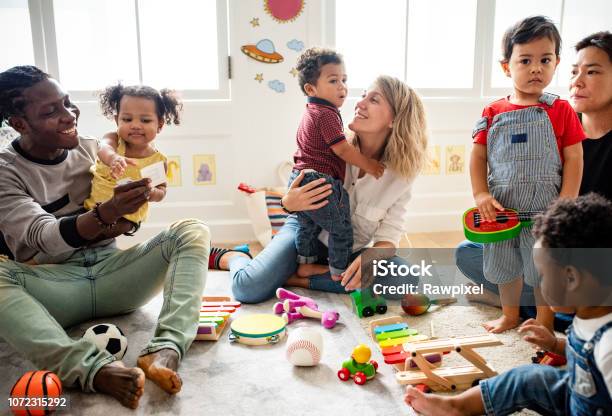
top-left (445, 145), bottom-right (465, 175)
top-left (193, 154), bottom-right (216, 186)
top-left (423, 145), bottom-right (441, 175)
top-left (166, 156), bottom-right (182, 187)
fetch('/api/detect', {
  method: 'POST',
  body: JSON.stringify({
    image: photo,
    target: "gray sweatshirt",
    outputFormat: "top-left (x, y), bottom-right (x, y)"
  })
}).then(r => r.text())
top-left (0, 136), bottom-right (114, 263)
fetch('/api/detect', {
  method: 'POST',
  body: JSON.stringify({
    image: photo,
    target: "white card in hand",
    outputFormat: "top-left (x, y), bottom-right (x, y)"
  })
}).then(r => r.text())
top-left (140, 161), bottom-right (167, 187)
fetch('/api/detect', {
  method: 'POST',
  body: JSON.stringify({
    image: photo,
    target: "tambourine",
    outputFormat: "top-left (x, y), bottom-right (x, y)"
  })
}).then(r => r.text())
top-left (229, 314), bottom-right (287, 346)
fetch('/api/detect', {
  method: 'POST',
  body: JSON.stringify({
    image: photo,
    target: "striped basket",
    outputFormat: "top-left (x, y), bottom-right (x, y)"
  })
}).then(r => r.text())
top-left (244, 186), bottom-right (289, 247)
top-left (265, 191), bottom-right (288, 237)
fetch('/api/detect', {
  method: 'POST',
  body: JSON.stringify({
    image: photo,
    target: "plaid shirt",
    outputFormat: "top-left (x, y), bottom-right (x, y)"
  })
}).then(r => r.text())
top-left (293, 97), bottom-right (347, 181)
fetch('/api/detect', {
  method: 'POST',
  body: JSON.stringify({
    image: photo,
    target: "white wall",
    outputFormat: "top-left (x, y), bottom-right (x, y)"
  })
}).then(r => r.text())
top-left (74, 0), bottom-right (496, 245)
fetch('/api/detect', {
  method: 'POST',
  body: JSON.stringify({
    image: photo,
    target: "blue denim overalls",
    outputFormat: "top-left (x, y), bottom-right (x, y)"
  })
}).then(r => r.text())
top-left (480, 320), bottom-right (612, 415)
top-left (566, 321), bottom-right (612, 415)
top-left (473, 94), bottom-right (562, 286)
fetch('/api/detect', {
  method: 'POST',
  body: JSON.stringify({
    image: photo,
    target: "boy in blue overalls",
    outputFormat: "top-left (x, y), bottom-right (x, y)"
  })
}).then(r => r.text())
top-left (405, 193), bottom-right (612, 415)
top-left (470, 16), bottom-right (584, 333)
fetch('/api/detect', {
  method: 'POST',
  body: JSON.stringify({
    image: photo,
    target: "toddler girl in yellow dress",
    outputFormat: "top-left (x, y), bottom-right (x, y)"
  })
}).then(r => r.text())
top-left (84, 84), bottom-right (182, 230)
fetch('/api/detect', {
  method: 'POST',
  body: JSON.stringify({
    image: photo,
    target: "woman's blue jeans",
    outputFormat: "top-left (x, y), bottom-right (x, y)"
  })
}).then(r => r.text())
top-left (230, 216), bottom-right (417, 303)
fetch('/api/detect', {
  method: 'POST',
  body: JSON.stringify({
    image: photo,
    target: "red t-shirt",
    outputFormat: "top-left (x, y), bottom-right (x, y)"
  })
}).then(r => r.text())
top-left (293, 97), bottom-right (346, 181)
top-left (473, 97), bottom-right (585, 161)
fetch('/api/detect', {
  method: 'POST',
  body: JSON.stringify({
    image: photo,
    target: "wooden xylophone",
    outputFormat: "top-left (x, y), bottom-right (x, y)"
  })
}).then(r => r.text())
top-left (197, 296), bottom-right (242, 341)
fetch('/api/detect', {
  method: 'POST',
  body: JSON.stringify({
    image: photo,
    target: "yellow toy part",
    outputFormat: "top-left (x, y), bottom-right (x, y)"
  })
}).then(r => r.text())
top-left (352, 344), bottom-right (372, 364)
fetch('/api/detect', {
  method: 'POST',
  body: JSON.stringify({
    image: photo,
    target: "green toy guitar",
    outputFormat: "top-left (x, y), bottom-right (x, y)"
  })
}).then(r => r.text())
top-left (462, 207), bottom-right (541, 243)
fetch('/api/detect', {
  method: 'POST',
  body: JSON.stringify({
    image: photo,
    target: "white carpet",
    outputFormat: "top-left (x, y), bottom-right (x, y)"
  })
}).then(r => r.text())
top-left (0, 271), bottom-right (549, 415)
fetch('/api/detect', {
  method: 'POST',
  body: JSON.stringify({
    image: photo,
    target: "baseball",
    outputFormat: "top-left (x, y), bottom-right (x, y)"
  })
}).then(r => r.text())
top-left (286, 327), bottom-right (323, 366)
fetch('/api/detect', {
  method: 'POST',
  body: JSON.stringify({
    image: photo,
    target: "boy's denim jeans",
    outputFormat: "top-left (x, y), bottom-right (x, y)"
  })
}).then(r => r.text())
top-left (480, 364), bottom-right (568, 415)
top-left (288, 170), bottom-right (352, 276)
top-left (0, 219), bottom-right (209, 392)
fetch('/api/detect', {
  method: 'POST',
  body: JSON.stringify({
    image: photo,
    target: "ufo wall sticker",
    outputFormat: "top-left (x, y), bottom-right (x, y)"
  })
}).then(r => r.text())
top-left (264, 0), bottom-right (304, 23)
top-left (241, 39), bottom-right (284, 63)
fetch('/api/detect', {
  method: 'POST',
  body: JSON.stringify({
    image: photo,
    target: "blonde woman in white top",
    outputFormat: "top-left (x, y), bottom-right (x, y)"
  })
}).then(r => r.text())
top-left (220, 75), bottom-right (428, 303)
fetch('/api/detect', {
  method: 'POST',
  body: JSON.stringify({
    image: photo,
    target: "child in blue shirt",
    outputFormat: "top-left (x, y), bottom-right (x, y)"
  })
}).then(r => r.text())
top-left (405, 193), bottom-right (612, 416)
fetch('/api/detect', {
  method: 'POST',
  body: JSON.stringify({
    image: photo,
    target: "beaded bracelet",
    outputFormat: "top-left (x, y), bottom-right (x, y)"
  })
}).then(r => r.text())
top-left (92, 203), bottom-right (117, 231)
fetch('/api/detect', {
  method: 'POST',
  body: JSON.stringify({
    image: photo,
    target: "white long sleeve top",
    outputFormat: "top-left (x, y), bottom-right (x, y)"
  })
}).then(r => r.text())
top-left (319, 164), bottom-right (413, 251)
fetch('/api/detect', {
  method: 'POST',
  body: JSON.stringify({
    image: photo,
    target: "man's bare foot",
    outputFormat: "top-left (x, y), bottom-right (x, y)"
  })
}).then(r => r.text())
top-left (483, 314), bottom-right (521, 333)
top-left (93, 361), bottom-right (145, 409)
top-left (466, 287), bottom-right (501, 308)
top-left (137, 349), bottom-right (182, 394)
top-left (296, 263), bottom-right (329, 278)
top-left (404, 386), bottom-right (463, 416)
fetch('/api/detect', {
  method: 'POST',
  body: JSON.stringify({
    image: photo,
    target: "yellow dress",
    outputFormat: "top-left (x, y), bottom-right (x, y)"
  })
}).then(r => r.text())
top-left (84, 139), bottom-right (167, 224)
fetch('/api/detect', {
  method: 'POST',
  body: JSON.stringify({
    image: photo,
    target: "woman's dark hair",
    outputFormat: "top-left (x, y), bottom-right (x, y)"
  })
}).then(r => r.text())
top-left (575, 31), bottom-right (612, 62)
top-left (296, 47), bottom-right (343, 95)
top-left (0, 65), bottom-right (50, 124)
top-left (501, 16), bottom-right (561, 62)
top-left (99, 84), bottom-right (183, 125)
top-left (533, 193), bottom-right (612, 283)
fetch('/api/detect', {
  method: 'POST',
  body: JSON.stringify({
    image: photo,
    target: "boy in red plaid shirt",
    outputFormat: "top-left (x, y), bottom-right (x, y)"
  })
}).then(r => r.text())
top-left (289, 47), bottom-right (384, 281)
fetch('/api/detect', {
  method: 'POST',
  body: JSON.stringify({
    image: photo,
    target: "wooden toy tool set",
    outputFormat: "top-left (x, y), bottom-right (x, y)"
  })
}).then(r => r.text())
top-left (369, 316), bottom-right (503, 392)
top-left (197, 297), bottom-right (241, 341)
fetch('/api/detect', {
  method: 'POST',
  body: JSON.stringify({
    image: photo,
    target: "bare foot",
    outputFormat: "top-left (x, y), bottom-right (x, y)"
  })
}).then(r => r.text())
top-left (482, 314), bottom-right (520, 333)
top-left (93, 361), bottom-right (145, 409)
top-left (137, 349), bottom-right (182, 394)
top-left (296, 263), bottom-right (329, 278)
top-left (404, 386), bottom-right (463, 416)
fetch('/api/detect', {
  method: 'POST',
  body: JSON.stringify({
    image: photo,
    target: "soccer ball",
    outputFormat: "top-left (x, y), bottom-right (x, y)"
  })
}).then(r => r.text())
top-left (83, 323), bottom-right (128, 360)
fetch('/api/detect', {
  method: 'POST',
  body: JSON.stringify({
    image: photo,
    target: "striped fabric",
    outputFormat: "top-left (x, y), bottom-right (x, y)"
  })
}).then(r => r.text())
top-left (483, 101), bottom-right (562, 287)
top-left (265, 191), bottom-right (289, 237)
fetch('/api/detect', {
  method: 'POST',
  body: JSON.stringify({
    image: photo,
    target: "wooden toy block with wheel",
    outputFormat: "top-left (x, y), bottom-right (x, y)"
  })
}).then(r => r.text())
top-left (395, 334), bottom-right (502, 391)
top-left (196, 296), bottom-right (241, 341)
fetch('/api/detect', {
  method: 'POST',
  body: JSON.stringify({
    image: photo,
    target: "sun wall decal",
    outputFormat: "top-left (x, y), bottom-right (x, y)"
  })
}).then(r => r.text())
top-left (264, 0), bottom-right (305, 23)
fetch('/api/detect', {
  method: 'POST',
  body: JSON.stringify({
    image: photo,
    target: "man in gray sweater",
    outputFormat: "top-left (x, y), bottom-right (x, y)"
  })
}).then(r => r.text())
top-left (0, 66), bottom-right (209, 408)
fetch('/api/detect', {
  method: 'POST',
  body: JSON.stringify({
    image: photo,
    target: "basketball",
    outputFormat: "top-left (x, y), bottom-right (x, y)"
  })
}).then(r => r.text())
top-left (10, 370), bottom-right (62, 416)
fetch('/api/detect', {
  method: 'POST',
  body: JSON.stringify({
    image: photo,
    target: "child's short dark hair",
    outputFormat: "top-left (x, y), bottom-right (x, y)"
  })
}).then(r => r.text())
top-left (533, 193), bottom-right (612, 283)
top-left (99, 84), bottom-right (183, 125)
top-left (575, 31), bottom-right (612, 63)
top-left (0, 65), bottom-right (50, 124)
top-left (501, 16), bottom-right (561, 62)
top-left (296, 47), bottom-right (343, 95)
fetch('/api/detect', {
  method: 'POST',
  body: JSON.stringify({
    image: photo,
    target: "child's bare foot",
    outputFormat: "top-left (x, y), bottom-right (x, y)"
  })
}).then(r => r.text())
top-left (483, 314), bottom-right (521, 333)
top-left (404, 386), bottom-right (463, 416)
top-left (137, 348), bottom-right (182, 394)
top-left (93, 361), bottom-right (145, 409)
top-left (296, 263), bottom-right (329, 277)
